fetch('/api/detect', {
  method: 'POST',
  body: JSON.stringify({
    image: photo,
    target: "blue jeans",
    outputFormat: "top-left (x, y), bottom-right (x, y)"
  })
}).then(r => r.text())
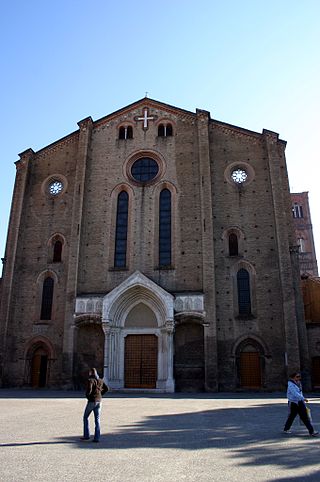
top-left (83, 402), bottom-right (101, 441)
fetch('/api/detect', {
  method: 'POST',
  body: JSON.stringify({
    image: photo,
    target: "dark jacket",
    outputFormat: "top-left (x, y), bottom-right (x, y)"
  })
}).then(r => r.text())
top-left (85, 376), bottom-right (108, 402)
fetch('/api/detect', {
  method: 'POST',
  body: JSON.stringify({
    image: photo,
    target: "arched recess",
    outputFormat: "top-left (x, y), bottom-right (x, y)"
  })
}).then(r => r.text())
top-left (102, 271), bottom-right (175, 391)
top-left (125, 302), bottom-right (158, 328)
top-left (174, 318), bottom-right (205, 392)
top-left (73, 317), bottom-right (104, 389)
top-left (104, 271), bottom-right (173, 327)
top-left (47, 233), bottom-right (66, 263)
top-left (231, 260), bottom-right (257, 319)
top-left (222, 226), bottom-right (245, 257)
top-left (24, 337), bottom-right (54, 388)
top-left (233, 336), bottom-right (268, 389)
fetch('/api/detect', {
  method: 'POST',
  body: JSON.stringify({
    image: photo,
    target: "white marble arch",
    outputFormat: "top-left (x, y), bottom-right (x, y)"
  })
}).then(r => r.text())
top-left (102, 271), bottom-right (175, 392)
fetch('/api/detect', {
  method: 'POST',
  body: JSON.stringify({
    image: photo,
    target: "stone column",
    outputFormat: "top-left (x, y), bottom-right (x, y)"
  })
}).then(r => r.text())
top-left (196, 109), bottom-right (218, 391)
top-left (165, 319), bottom-right (175, 392)
top-left (109, 328), bottom-right (118, 382)
top-left (102, 322), bottom-right (111, 384)
top-left (102, 321), bottom-right (122, 388)
top-left (62, 117), bottom-right (93, 386)
top-left (0, 149), bottom-right (34, 386)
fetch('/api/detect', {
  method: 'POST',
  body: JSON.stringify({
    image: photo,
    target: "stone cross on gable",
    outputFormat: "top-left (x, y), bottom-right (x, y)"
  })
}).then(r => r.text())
top-left (135, 108), bottom-right (156, 130)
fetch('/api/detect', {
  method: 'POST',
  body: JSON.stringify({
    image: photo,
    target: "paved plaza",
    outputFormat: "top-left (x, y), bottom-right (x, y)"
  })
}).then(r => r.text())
top-left (0, 390), bottom-right (320, 481)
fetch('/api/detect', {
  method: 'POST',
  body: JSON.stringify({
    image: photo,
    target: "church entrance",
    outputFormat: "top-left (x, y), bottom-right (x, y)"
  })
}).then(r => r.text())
top-left (31, 348), bottom-right (48, 388)
top-left (124, 335), bottom-right (158, 388)
top-left (239, 351), bottom-right (261, 388)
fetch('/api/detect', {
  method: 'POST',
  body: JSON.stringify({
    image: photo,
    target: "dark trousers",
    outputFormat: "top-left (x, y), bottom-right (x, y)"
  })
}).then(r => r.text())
top-left (284, 401), bottom-right (314, 434)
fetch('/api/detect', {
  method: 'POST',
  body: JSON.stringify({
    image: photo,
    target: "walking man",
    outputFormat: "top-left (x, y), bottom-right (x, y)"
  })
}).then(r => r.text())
top-left (81, 367), bottom-right (108, 443)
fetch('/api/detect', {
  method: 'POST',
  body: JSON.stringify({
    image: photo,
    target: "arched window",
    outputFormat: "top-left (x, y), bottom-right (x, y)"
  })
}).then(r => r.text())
top-left (119, 126), bottom-right (125, 139)
top-left (229, 233), bottom-right (238, 256)
top-left (158, 123), bottom-right (173, 137)
top-left (53, 240), bottom-right (62, 262)
top-left (114, 191), bottom-right (129, 268)
top-left (119, 126), bottom-right (133, 140)
top-left (159, 189), bottom-right (171, 266)
top-left (40, 277), bottom-right (54, 320)
top-left (237, 268), bottom-right (251, 316)
top-left (158, 124), bottom-right (165, 137)
top-left (166, 124), bottom-right (173, 136)
top-left (127, 126), bottom-right (133, 139)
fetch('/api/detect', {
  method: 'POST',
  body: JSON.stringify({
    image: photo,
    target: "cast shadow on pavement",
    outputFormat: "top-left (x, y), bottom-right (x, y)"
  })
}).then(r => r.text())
top-left (75, 402), bottom-right (320, 479)
top-left (0, 441), bottom-right (67, 447)
top-left (1, 402), bottom-right (319, 480)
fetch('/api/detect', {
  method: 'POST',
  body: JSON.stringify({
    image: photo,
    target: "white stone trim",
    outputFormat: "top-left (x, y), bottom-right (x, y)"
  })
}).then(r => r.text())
top-left (75, 296), bottom-right (103, 314)
top-left (174, 294), bottom-right (204, 313)
top-left (102, 271), bottom-right (175, 392)
top-left (103, 270), bottom-right (174, 325)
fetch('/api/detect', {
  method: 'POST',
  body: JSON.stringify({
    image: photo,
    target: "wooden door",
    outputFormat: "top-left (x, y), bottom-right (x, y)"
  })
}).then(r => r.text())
top-left (31, 348), bottom-right (48, 388)
top-left (125, 335), bottom-right (158, 388)
top-left (240, 351), bottom-right (261, 388)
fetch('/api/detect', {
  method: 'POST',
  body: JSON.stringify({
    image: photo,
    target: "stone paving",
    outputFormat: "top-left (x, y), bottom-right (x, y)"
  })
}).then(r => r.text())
top-left (0, 390), bottom-right (320, 481)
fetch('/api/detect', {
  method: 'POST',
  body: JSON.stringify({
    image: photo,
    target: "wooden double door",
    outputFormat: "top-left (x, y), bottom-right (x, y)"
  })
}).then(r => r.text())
top-left (124, 335), bottom-right (158, 388)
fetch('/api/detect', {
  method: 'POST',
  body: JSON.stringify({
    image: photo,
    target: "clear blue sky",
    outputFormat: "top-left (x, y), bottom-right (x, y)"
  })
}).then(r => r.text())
top-left (1, 0), bottom-right (320, 268)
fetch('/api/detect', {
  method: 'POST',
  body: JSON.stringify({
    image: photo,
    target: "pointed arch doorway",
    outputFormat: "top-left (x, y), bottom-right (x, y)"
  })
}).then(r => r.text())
top-left (102, 271), bottom-right (175, 392)
top-left (31, 347), bottom-right (48, 388)
top-left (235, 338), bottom-right (265, 389)
top-left (25, 338), bottom-right (54, 388)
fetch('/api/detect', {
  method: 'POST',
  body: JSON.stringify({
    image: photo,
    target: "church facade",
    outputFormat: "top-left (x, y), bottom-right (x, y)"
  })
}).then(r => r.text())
top-left (0, 98), bottom-right (310, 391)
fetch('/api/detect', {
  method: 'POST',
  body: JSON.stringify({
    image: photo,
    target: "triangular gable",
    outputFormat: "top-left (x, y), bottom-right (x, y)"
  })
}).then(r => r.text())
top-left (94, 97), bottom-right (196, 128)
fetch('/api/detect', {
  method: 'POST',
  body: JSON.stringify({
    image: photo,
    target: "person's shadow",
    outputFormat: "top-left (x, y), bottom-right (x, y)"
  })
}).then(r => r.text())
top-left (1, 400), bottom-right (320, 480)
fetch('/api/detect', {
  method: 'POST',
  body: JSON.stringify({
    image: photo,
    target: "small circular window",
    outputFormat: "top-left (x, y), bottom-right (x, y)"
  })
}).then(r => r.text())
top-left (231, 168), bottom-right (248, 184)
top-left (131, 157), bottom-right (159, 183)
top-left (224, 162), bottom-right (254, 187)
top-left (48, 180), bottom-right (64, 195)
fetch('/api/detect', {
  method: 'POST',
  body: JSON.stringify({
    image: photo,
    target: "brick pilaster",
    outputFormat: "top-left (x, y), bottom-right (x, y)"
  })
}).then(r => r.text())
top-left (264, 129), bottom-right (302, 376)
top-left (0, 149), bottom-right (34, 385)
top-left (196, 109), bottom-right (218, 390)
top-left (62, 117), bottom-right (93, 386)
